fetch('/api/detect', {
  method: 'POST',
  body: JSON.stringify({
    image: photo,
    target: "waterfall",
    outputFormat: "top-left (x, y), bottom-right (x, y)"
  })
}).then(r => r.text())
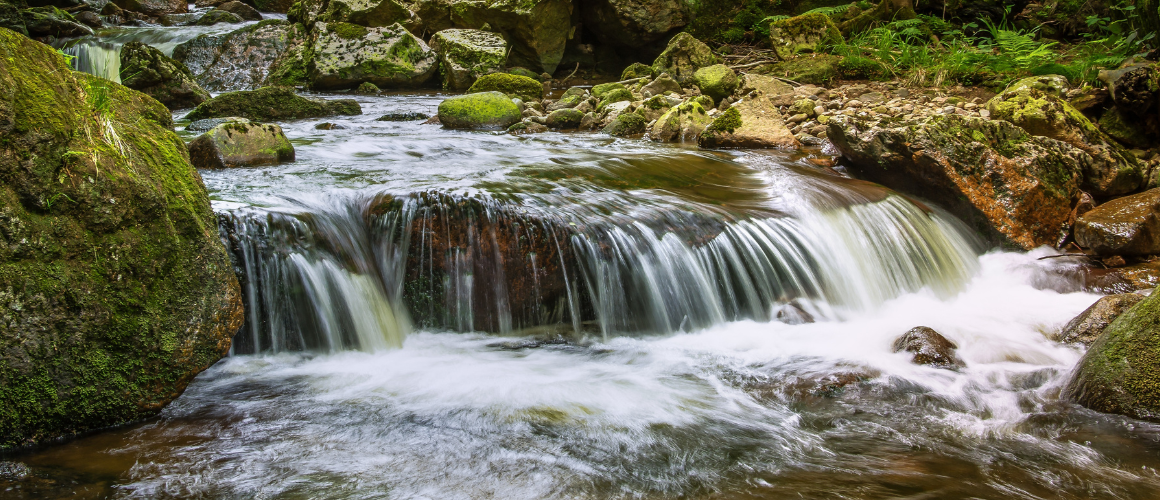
top-left (219, 190), bottom-right (980, 354)
top-left (61, 42), bottom-right (122, 83)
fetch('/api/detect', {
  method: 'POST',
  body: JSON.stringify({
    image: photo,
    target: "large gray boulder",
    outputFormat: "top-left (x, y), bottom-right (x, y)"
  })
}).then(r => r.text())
top-left (447, 0), bottom-right (571, 74)
top-left (119, 41), bottom-right (210, 110)
top-left (308, 21), bottom-right (437, 89)
top-left (651, 32), bottom-right (718, 84)
top-left (429, 28), bottom-right (506, 91)
top-left (173, 20), bottom-right (306, 91)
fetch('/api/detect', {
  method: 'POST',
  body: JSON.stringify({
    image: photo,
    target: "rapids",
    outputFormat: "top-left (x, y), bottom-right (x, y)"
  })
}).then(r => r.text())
top-left (5, 80), bottom-right (1160, 499)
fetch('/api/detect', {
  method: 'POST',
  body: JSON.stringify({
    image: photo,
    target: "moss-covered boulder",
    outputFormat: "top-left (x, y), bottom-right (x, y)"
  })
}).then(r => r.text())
top-left (429, 28), bottom-right (507, 91)
top-left (447, 0), bottom-right (570, 74)
top-left (986, 83), bottom-right (1142, 197)
top-left (185, 86), bottom-right (361, 121)
top-left (355, 81), bottom-right (380, 93)
top-left (641, 73), bottom-right (681, 97)
top-left (0, 28), bottom-right (242, 449)
top-left (437, 91), bottom-right (522, 129)
top-left (738, 73), bottom-right (794, 99)
top-left (602, 111), bottom-right (647, 137)
top-left (21, 6), bottom-right (91, 38)
top-left (692, 64), bottom-right (738, 103)
top-left (758, 53), bottom-right (840, 86)
top-left (251, 0), bottom-right (295, 12)
top-left (581, 0), bottom-right (691, 48)
top-left (545, 107), bottom-right (583, 129)
top-left (309, 21), bottom-right (437, 89)
top-left (466, 72), bottom-right (543, 102)
top-left (188, 122), bottom-right (295, 168)
top-left (591, 81), bottom-right (625, 99)
top-left (1074, 189), bottom-right (1160, 257)
top-left (293, 0), bottom-right (420, 32)
top-left (1100, 107), bottom-right (1152, 148)
top-left (596, 87), bottom-right (633, 112)
top-left (119, 42), bottom-right (210, 110)
top-left (769, 13), bottom-right (843, 61)
top-left (651, 32), bottom-right (718, 84)
top-left (1101, 62), bottom-right (1159, 148)
top-left (0, 0), bottom-right (27, 36)
top-left (650, 100), bottom-right (711, 143)
top-left (216, 0), bottom-right (261, 20)
top-left (174, 20), bottom-right (306, 91)
top-left (195, 8), bottom-right (244, 25)
top-left (620, 62), bottom-right (654, 81)
top-left (827, 114), bottom-right (1084, 249)
top-left (1067, 288), bottom-right (1160, 422)
top-left (112, 0), bottom-right (186, 16)
top-left (699, 95), bottom-right (799, 149)
top-left (545, 86), bottom-right (586, 112)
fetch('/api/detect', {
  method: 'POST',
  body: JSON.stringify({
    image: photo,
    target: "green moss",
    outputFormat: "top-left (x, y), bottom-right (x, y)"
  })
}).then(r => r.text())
top-left (591, 82), bottom-right (626, 99)
top-left (602, 112), bottom-right (648, 137)
top-left (692, 95), bottom-right (715, 110)
top-left (185, 86), bottom-right (362, 121)
top-left (1069, 289), bottom-right (1160, 421)
top-left (620, 62), bottom-right (654, 81)
top-left (837, 55), bottom-right (886, 79)
top-left (596, 88), bottom-right (633, 111)
top-left (332, 21), bottom-right (368, 40)
top-left (706, 106), bottom-right (742, 135)
top-left (466, 72), bottom-right (543, 102)
top-left (758, 53), bottom-right (840, 85)
top-left (693, 64), bottom-right (739, 102)
top-left (438, 91), bottom-right (522, 129)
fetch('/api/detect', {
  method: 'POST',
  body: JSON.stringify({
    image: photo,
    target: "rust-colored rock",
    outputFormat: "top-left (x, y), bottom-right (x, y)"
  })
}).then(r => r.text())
top-left (1075, 188), bottom-right (1160, 256)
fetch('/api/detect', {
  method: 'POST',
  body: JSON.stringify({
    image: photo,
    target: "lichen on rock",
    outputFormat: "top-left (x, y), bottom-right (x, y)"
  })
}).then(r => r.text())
top-left (429, 28), bottom-right (507, 91)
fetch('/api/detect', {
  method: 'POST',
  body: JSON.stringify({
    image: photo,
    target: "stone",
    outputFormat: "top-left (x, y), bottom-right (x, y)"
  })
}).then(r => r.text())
top-left (467, 72), bottom-right (543, 102)
top-left (112, 0), bottom-right (185, 16)
top-left (650, 100), bottom-right (711, 143)
top-left (437, 91), bottom-right (522, 129)
top-left (429, 29), bottom-right (506, 91)
top-left (0, 30), bottom-right (242, 449)
top-left (118, 41), bottom-right (210, 110)
top-left (1100, 106), bottom-right (1152, 148)
top-left (602, 111), bottom-right (647, 136)
top-left (738, 73), bottom-right (794, 99)
top-left (355, 81), bottom-right (381, 93)
top-left (582, 0), bottom-right (690, 49)
top-left (447, 0), bottom-right (570, 74)
top-left (775, 302), bottom-right (815, 325)
top-left (545, 108), bottom-right (583, 129)
top-left (21, 6), bottom-right (92, 38)
top-left (760, 53), bottom-right (840, 86)
top-left (74, 10), bottom-right (101, 28)
top-left (187, 116), bottom-right (248, 132)
top-left (188, 121), bottom-right (295, 168)
top-left (828, 114), bottom-right (1084, 249)
top-left (641, 73), bottom-right (683, 97)
top-left (216, 0), bottom-right (261, 20)
top-left (1067, 289), bottom-right (1160, 421)
top-left (294, 0), bottom-right (419, 31)
top-left (1057, 293), bottom-right (1146, 346)
top-left (769, 13), bottom-right (843, 61)
top-left (507, 120), bottom-right (548, 134)
top-left (309, 22), bottom-right (437, 90)
top-left (637, 95), bottom-right (671, 122)
top-left (195, 8), bottom-right (243, 25)
top-left (251, 0), bottom-right (295, 12)
top-left (1083, 260), bottom-right (1160, 294)
top-left (545, 86), bottom-right (586, 112)
top-left (185, 86), bottom-right (362, 121)
top-left (699, 95), bottom-right (800, 150)
top-left (1101, 62), bottom-right (1158, 140)
top-left (651, 32), bottom-right (718, 84)
top-left (986, 85), bottom-right (1142, 197)
top-left (620, 62), bottom-right (654, 81)
top-left (892, 327), bottom-right (965, 370)
top-left (692, 64), bottom-right (738, 103)
top-left (375, 111), bottom-right (429, 121)
top-left (596, 88), bottom-right (633, 112)
top-left (0, 461), bottom-right (30, 480)
top-left (1075, 188), bottom-right (1160, 256)
top-left (174, 20), bottom-right (306, 91)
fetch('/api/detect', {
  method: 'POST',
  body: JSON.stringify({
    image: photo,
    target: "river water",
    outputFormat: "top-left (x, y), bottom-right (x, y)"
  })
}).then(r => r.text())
top-left (6, 29), bottom-right (1160, 500)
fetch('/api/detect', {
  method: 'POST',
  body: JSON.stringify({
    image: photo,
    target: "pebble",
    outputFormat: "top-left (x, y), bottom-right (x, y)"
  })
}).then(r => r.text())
top-left (846, 100), bottom-right (864, 108)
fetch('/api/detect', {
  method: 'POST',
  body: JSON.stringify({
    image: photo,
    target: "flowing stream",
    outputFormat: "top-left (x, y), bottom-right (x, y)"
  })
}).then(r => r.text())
top-left (5, 52), bottom-right (1160, 499)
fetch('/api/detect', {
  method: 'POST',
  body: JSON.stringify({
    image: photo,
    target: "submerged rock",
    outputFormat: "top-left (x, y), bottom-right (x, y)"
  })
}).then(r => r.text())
top-left (376, 111), bottom-right (429, 121)
top-left (1075, 188), bottom-right (1160, 256)
top-left (429, 28), bottom-right (506, 91)
top-left (437, 91), bottom-right (522, 129)
top-left (769, 13), bottom-right (843, 61)
top-left (174, 19), bottom-right (305, 91)
top-left (651, 32), bottom-right (718, 84)
top-left (188, 121), bottom-right (295, 168)
top-left (309, 21), bottom-right (437, 90)
top-left (119, 41), bottom-right (210, 110)
top-left (892, 327), bottom-right (965, 370)
top-left (0, 30), bottom-right (242, 449)
top-left (581, 0), bottom-right (691, 49)
top-left (699, 94), bottom-right (799, 149)
top-left (467, 72), bottom-right (543, 102)
top-left (185, 86), bottom-right (362, 121)
top-left (186, 116), bottom-right (249, 132)
top-left (1067, 289), bottom-right (1160, 421)
top-left (1057, 293), bottom-right (1145, 346)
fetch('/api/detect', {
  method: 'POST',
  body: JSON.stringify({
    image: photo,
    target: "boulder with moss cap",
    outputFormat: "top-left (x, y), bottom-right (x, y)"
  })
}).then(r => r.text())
top-left (603, 111), bottom-right (648, 137)
top-left (692, 64), bottom-right (738, 103)
top-left (429, 29), bottom-right (507, 91)
top-left (1067, 289), bottom-right (1160, 422)
top-left (188, 121), bottom-right (295, 169)
top-left (467, 72), bottom-right (544, 102)
top-left (0, 28), bottom-right (243, 449)
top-left (650, 100), bottom-right (712, 142)
top-left (185, 86), bottom-right (362, 121)
top-left (291, 0), bottom-right (420, 32)
top-left (582, 0), bottom-right (690, 48)
top-left (445, 0), bottom-right (570, 74)
top-left (651, 32), bottom-right (718, 84)
top-left (119, 41), bottom-right (210, 110)
top-left (309, 22), bottom-right (438, 89)
top-left (699, 95), bottom-right (799, 149)
top-left (438, 91), bottom-right (522, 129)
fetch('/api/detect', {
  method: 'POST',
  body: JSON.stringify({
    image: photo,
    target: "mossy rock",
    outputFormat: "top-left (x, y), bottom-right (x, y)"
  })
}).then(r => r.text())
top-left (467, 72), bottom-right (543, 102)
top-left (185, 86), bottom-right (362, 121)
top-left (545, 86), bottom-right (586, 112)
top-left (437, 91), bottom-right (522, 129)
top-left (837, 55), bottom-right (886, 80)
top-left (312, 0), bottom-right (419, 32)
top-left (759, 54), bottom-right (841, 86)
top-left (545, 108), bottom-right (584, 129)
top-left (21, 5), bottom-right (92, 38)
top-left (596, 87), bottom-right (633, 112)
top-left (651, 32), bottom-right (719, 84)
top-left (118, 41), bottom-right (209, 110)
top-left (620, 62), bottom-right (654, 81)
top-left (0, 1), bottom-right (28, 35)
top-left (602, 111), bottom-right (647, 137)
top-left (195, 9), bottom-right (243, 25)
top-left (0, 28), bottom-right (243, 449)
top-left (173, 19), bottom-right (304, 91)
top-left (506, 67), bottom-right (540, 80)
top-left (650, 100), bottom-right (712, 142)
top-left (692, 64), bottom-right (738, 103)
top-left (1068, 288), bottom-right (1160, 422)
top-left (769, 12), bottom-right (843, 60)
top-left (1100, 107), bottom-right (1153, 148)
top-left (355, 82), bottom-right (381, 94)
top-left (445, 0), bottom-right (571, 74)
top-left (188, 122), bottom-right (295, 168)
top-left (592, 81), bottom-right (626, 99)
top-left (309, 21), bottom-right (438, 90)
top-left (430, 29), bottom-right (507, 91)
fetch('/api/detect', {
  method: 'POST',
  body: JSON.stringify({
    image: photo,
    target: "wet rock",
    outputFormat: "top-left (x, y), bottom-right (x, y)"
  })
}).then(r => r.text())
top-left (355, 81), bottom-right (381, 94)
top-left (73, 9), bottom-right (100, 27)
top-left (310, 22), bottom-right (437, 90)
top-left (0, 30), bottom-right (242, 449)
top-left (769, 12), bottom-right (843, 61)
top-left (467, 72), bottom-right (543, 102)
top-left (376, 111), bottom-right (430, 121)
top-left (0, 0), bottom-right (26, 35)
top-left (187, 116), bottom-right (248, 132)
top-left (892, 327), bottom-right (965, 370)
top-left (545, 108), bottom-right (583, 129)
top-left (314, 121), bottom-right (346, 129)
top-left (650, 32), bottom-right (718, 84)
top-left (1101, 61), bottom-right (1159, 145)
top-left (112, 0), bottom-right (185, 16)
top-left (188, 121), bottom-right (295, 168)
top-left (582, 0), bottom-right (690, 49)
top-left (293, 0), bottom-right (418, 31)
top-left (986, 80), bottom-right (1142, 197)
top-left (828, 114), bottom-right (1085, 250)
top-left (650, 99), bottom-right (711, 143)
top-left (775, 302), bottom-right (814, 325)
top-left (699, 94), bottom-right (799, 149)
top-left (22, 5), bottom-right (92, 37)
top-left (507, 120), bottom-right (548, 134)
top-left (250, 0), bottom-right (295, 12)
top-left (1099, 107), bottom-right (1152, 148)
top-left (428, 29), bottom-right (506, 91)
top-left (0, 461), bottom-right (29, 480)
top-left (641, 73), bottom-right (681, 97)
top-left (1075, 189), bottom-right (1160, 256)
top-left (602, 111), bottom-right (647, 137)
top-left (1067, 289), bottom-right (1160, 421)
top-left (438, 91), bottom-right (522, 129)
top-left (174, 19), bottom-right (306, 91)
top-left (596, 87), bottom-right (633, 112)
top-left (545, 86), bottom-right (587, 112)
top-left (119, 41), bottom-right (210, 110)
top-left (1082, 260), bottom-right (1160, 294)
top-left (692, 64), bottom-right (737, 103)
top-left (185, 86), bottom-right (362, 121)
top-left (446, 0), bottom-right (570, 74)
top-left (216, 0), bottom-right (261, 20)
top-left (1057, 293), bottom-right (1145, 346)
top-left (620, 62), bottom-right (654, 80)
top-left (637, 94), bottom-right (672, 122)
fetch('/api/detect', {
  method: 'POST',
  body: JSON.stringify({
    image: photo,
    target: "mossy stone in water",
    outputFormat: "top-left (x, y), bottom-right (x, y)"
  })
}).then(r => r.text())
top-left (591, 81), bottom-right (626, 99)
top-left (596, 87), bottom-right (633, 112)
top-left (602, 111), bottom-right (647, 137)
top-left (1068, 289), bottom-right (1160, 421)
top-left (692, 64), bottom-right (738, 103)
top-left (355, 82), bottom-right (381, 94)
top-left (195, 9), bottom-right (244, 25)
top-left (467, 72), bottom-right (544, 102)
top-left (506, 67), bottom-right (540, 80)
top-left (0, 29), bottom-right (243, 449)
top-left (545, 108), bottom-right (583, 129)
top-left (769, 13), bottom-right (843, 61)
top-left (309, 21), bottom-right (438, 90)
top-left (185, 86), bottom-right (362, 121)
top-left (118, 41), bottom-right (209, 110)
top-left (187, 122), bottom-right (295, 168)
top-left (438, 91), bottom-right (522, 129)
top-left (620, 62), bottom-right (654, 81)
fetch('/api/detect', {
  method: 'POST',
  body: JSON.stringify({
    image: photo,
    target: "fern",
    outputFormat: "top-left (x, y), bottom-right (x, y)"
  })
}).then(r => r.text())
top-left (803, 5), bottom-right (850, 18)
